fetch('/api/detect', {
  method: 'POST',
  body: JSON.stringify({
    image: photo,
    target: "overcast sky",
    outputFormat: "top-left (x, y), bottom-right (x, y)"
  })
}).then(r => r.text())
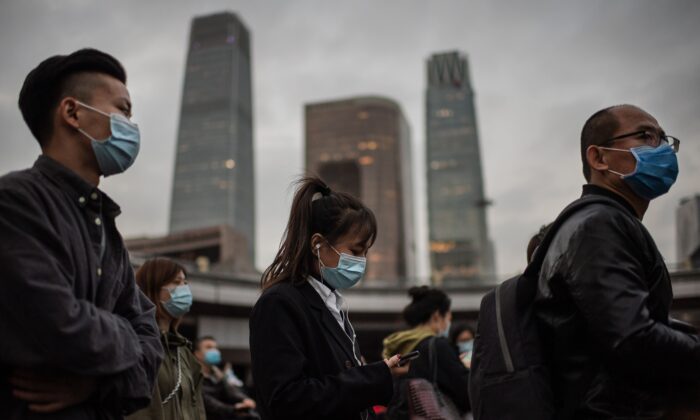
top-left (1, 0), bottom-right (699, 280)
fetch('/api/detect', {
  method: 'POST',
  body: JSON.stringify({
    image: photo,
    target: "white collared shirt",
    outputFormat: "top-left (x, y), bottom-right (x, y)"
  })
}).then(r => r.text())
top-left (308, 276), bottom-right (346, 330)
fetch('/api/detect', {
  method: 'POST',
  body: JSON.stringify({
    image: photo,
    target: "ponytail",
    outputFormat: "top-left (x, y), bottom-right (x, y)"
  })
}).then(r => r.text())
top-left (261, 176), bottom-right (377, 290)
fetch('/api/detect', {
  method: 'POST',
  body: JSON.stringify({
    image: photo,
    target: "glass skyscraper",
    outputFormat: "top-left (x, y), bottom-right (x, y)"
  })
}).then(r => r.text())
top-left (426, 51), bottom-right (494, 284)
top-left (677, 195), bottom-right (700, 269)
top-left (305, 96), bottom-right (416, 285)
top-left (169, 12), bottom-right (255, 262)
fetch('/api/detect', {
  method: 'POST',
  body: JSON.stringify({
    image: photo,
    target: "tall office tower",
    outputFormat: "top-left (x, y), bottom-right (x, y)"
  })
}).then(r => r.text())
top-left (169, 12), bottom-right (255, 263)
top-left (677, 195), bottom-right (700, 269)
top-left (305, 96), bottom-right (416, 285)
top-left (426, 51), bottom-right (494, 284)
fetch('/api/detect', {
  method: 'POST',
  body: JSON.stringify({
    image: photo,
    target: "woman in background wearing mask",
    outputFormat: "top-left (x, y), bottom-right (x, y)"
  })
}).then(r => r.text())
top-left (127, 258), bottom-right (205, 420)
top-left (249, 177), bottom-right (405, 420)
top-left (383, 286), bottom-right (470, 418)
top-left (450, 323), bottom-right (475, 369)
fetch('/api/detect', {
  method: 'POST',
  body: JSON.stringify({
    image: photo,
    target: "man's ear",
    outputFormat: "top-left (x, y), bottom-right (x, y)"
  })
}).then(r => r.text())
top-left (58, 97), bottom-right (81, 130)
top-left (586, 145), bottom-right (609, 173)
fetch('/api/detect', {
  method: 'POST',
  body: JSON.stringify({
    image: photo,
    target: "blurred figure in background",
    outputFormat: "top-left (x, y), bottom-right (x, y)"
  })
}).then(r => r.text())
top-left (383, 286), bottom-right (470, 419)
top-left (526, 224), bottom-right (551, 264)
top-left (127, 258), bottom-right (205, 420)
top-left (450, 323), bottom-right (475, 369)
top-left (194, 336), bottom-right (259, 420)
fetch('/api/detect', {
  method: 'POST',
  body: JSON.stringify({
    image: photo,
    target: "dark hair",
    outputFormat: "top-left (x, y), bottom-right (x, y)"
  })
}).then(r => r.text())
top-left (195, 336), bottom-right (217, 352)
top-left (402, 286), bottom-right (451, 327)
top-left (18, 48), bottom-right (127, 145)
top-left (580, 105), bottom-right (624, 181)
top-left (135, 257), bottom-right (187, 328)
top-left (449, 322), bottom-right (475, 346)
top-left (261, 176), bottom-right (378, 290)
top-left (526, 223), bottom-right (552, 264)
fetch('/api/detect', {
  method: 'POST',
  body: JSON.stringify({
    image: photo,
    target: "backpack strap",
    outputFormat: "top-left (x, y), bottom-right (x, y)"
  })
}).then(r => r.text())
top-left (525, 194), bottom-right (630, 276)
top-left (495, 283), bottom-right (515, 374)
top-left (429, 336), bottom-right (438, 385)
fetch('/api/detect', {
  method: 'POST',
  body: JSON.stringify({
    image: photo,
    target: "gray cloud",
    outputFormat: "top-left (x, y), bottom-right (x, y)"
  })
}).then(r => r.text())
top-left (1, 0), bottom-right (699, 279)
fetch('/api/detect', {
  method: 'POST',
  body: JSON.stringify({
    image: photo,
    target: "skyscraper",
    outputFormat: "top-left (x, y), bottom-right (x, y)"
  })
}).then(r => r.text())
top-left (305, 96), bottom-right (416, 284)
top-left (426, 51), bottom-right (494, 284)
top-left (677, 195), bottom-right (700, 269)
top-left (169, 12), bottom-right (255, 262)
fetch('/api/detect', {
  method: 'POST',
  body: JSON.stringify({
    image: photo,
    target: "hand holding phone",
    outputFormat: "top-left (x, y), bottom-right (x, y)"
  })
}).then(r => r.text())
top-left (398, 350), bottom-right (420, 367)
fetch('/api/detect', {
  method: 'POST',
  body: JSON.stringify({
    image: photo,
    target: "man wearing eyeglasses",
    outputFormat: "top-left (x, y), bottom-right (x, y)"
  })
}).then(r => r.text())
top-left (534, 104), bottom-right (699, 418)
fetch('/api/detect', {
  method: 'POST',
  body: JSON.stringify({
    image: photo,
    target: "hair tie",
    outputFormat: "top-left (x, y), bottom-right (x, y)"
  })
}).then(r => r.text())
top-left (312, 185), bottom-right (332, 202)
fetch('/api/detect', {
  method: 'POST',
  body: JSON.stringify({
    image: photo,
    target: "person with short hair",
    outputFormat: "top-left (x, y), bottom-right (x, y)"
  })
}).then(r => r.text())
top-left (0, 48), bottom-right (162, 419)
top-left (534, 104), bottom-right (700, 417)
top-left (249, 176), bottom-right (405, 420)
top-left (194, 336), bottom-right (259, 420)
top-left (127, 258), bottom-right (205, 420)
top-left (526, 224), bottom-right (551, 264)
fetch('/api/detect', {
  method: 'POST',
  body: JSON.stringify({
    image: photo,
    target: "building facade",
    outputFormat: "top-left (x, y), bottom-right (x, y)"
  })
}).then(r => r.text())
top-left (426, 51), bottom-right (494, 284)
top-left (678, 195), bottom-right (700, 269)
top-left (305, 96), bottom-right (416, 285)
top-left (169, 11), bottom-right (255, 262)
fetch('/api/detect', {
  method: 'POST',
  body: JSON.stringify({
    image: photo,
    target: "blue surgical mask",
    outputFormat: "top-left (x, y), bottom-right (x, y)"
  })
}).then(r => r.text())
top-left (77, 101), bottom-right (140, 177)
top-left (161, 284), bottom-right (193, 318)
top-left (204, 349), bottom-right (222, 366)
top-left (457, 339), bottom-right (474, 354)
top-left (603, 144), bottom-right (679, 200)
top-left (318, 244), bottom-right (366, 289)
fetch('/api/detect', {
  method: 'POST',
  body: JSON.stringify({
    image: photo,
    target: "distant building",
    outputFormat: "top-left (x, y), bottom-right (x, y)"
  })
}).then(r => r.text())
top-left (677, 195), bottom-right (700, 269)
top-left (425, 51), bottom-right (494, 284)
top-left (169, 11), bottom-right (255, 262)
top-left (305, 96), bottom-right (416, 285)
top-left (126, 225), bottom-right (256, 275)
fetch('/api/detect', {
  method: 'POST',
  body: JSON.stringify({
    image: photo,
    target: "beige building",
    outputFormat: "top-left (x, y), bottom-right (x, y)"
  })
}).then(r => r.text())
top-left (125, 225), bottom-right (256, 275)
top-left (305, 96), bottom-right (416, 285)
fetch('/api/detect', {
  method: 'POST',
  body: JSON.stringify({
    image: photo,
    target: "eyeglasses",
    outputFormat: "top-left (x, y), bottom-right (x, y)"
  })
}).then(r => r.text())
top-left (603, 130), bottom-right (680, 152)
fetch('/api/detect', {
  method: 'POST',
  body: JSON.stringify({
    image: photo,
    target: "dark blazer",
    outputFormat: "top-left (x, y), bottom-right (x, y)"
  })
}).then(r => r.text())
top-left (249, 281), bottom-right (394, 420)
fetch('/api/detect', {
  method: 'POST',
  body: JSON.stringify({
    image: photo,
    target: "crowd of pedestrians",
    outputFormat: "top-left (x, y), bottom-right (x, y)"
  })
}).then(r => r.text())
top-left (1, 48), bottom-right (696, 420)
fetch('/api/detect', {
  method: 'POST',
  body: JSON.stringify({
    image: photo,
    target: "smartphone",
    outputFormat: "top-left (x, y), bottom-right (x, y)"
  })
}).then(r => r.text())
top-left (398, 350), bottom-right (420, 367)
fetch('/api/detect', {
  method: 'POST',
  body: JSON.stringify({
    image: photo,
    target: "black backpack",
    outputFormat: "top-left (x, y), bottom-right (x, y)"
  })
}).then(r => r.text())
top-left (468, 195), bottom-right (626, 420)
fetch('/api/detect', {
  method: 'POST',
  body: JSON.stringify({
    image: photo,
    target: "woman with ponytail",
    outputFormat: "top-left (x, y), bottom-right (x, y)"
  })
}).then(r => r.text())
top-left (249, 176), bottom-right (405, 420)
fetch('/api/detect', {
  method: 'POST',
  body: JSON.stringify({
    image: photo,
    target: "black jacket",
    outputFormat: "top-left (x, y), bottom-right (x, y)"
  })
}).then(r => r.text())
top-left (249, 281), bottom-right (394, 420)
top-left (534, 185), bottom-right (700, 418)
top-left (0, 156), bottom-right (163, 419)
top-left (202, 375), bottom-right (257, 420)
top-left (408, 337), bottom-right (470, 413)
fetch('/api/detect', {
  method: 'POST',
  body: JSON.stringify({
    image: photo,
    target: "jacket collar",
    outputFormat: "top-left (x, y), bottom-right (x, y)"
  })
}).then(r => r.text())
top-left (34, 155), bottom-right (122, 218)
top-left (582, 184), bottom-right (636, 217)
